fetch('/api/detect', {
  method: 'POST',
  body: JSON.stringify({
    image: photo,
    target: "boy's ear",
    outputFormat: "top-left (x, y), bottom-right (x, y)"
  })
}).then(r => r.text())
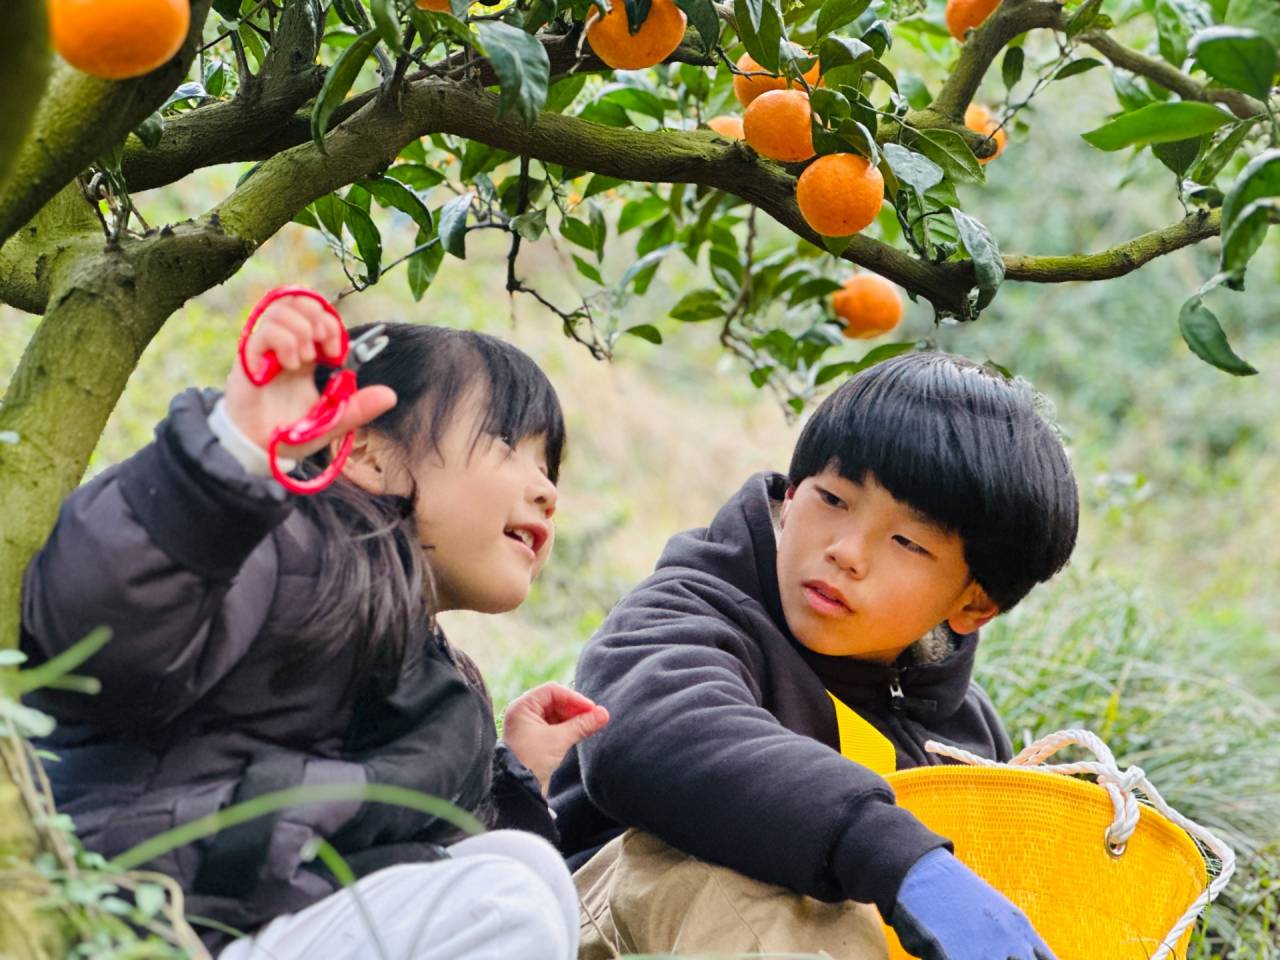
top-left (946, 582), bottom-right (1000, 635)
top-left (779, 485), bottom-right (797, 528)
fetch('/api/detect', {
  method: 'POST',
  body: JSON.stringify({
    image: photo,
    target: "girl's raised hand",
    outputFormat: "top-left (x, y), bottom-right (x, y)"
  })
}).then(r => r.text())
top-left (502, 682), bottom-right (610, 795)
top-left (224, 292), bottom-right (397, 459)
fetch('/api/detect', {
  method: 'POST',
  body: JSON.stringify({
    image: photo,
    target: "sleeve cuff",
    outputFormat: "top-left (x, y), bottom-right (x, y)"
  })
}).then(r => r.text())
top-left (207, 396), bottom-right (296, 477)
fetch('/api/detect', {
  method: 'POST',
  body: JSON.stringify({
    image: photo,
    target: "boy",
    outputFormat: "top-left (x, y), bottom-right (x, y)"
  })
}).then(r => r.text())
top-left (549, 352), bottom-right (1077, 960)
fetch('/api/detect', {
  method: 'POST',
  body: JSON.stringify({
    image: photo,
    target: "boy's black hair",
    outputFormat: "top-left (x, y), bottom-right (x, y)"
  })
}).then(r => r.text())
top-left (279, 324), bottom-right (566, 691)
top-left (787, 351), bottom-right (1077, 613)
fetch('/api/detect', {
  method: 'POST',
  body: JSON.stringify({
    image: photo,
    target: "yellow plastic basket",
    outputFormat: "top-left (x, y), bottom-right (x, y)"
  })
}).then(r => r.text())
top-left (880, 732), bottom-right (1229, 960)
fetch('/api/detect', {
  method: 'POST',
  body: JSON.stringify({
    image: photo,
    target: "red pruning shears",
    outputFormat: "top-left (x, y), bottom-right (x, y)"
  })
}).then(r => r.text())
top-left (236, 285), bottom-right (388, 496)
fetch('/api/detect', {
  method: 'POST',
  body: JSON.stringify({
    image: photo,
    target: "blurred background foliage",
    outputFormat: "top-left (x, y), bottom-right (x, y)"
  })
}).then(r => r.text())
top-left (3, 0), bottom-right (1278, 953)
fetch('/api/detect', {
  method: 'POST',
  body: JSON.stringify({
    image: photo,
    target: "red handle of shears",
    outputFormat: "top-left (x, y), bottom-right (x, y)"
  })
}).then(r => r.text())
top-left (238, 285), bottom-right (357, 496)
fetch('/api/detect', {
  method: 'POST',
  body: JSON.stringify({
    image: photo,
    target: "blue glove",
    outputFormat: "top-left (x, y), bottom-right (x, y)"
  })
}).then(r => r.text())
top-left (890, 849), bottom-right (1057, 960)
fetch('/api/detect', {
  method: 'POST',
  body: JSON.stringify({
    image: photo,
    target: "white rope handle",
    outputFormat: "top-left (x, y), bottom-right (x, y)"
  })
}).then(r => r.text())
top-left (924, 729), bottom-right (1236, 960)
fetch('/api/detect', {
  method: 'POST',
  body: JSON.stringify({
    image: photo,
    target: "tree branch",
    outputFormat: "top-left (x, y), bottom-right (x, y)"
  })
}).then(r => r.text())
top-left (121, 0), bottom-right (327, 191)
top-left (0, 0), bottom-right (215, 248)
top-left (1080, 30), bottom-right (1268, 120)
top-left (1002, 208), bottom-right (1220, 281)
top-left (924, 0), bottom-right (1066, 122)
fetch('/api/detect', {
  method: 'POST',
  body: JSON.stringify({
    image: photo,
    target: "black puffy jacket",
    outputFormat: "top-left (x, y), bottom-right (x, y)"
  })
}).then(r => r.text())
top-left (21, 389), bottom-right (551, 949)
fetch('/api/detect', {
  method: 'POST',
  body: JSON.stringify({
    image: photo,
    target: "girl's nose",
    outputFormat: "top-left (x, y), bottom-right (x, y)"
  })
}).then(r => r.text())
top-left (532, 473), bottom-right (558, 519)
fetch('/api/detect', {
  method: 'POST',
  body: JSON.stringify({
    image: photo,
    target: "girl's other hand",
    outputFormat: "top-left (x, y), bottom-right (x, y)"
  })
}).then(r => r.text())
top-left (502, 682), bottom-right (610, 795)
top-left (224, 292), bottom-right (396, 458)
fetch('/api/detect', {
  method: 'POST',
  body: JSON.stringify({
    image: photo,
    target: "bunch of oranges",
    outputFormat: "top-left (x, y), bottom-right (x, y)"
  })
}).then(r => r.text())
top-left (49, 0), bottom-right (189, 80)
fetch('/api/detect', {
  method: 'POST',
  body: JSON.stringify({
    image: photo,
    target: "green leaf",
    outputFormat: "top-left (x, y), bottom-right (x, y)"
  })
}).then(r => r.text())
top-left (861, 19), bottom-right (892, 57)
top-left (618, 196), bottom-right (669, 233)
top-left (882, 143), bottom-right (943, 196)
top-left (1001, 47), bottom-right (1024, 89)
top-left (1189, 118), bottom-right (1260, 185)
top-left (860, 56), bottom-right (898, 92)
top-left (951, 208), bottom-right (1004, 310)
top-left (134, 884), bottom-right (166, 919)
top-left (835, 118), bottom-right (879, 165)
top-left (1081, 101), bottom-right (1232, 151)
top-left (370, 0), bottom-right (405, 54)
top-left (359, 177), bottom-right (434, 233)
top-left (511, 209), bottom-right (548, 240)
top-left (342, 201), bottom-right (383, 281)
top-left (1155, 0), bottom-right (1212, 66)
top-left (559, 215), bottom-right (597, 251)
top-left (818, 35), bottom-right (872, 72)
top-left (133, 111), bottom-right (164, 149)
top-left (624, 0), bottom-right (654, 34)
top-left (388, 163), bottom-right (447, 191)
top-left (311, 29), bottom-right (380, 154)
top-left (914, 128), bottom-right (984, 184)
top-left (624, 323), bottom-right (664, 343)
top-left (1225, 0), bottom-right (1280, 49)
top-left (1221, 147), bottom-right (1280, 274)
top-left (1190, 26), bottom-right (1278, 100)
top-left (476, 22), bottom-right (550, 127)
top-left (438, 193), bottom-right (472, 259)
top-left (621, 243), bottom-right (676, 292)
top-left (597, 85), bottom-right (670, 123)
top-left (1222, 197), bottom-right (1280, 275)
top-left (899, 72), bottom-right (932, 109)
top-left (817, 0), bottom-right (871, 40)
top-left (814, 342), bottom-right (914, 384)
top-left (735, 0), bottom-right (784, 72)
top-left (1054, 57), bottom-right (1104, 80)
top-left (546, 74), bottom-right (588, 114)
top-left (1065, 0), bottom-right (1105, 37)
top-left (408, 228), bottom-right (445, 300)
top-left (332, 0), bottom-right (371, 29)
top-left (1152, 137), bottom-right (1204, 177)
top-left (670, 288), bottom-right (726, 321)
top-left (573, 254), bottom-right (605, 284)
top-left (314, 193), bottom-right (346, 237)
top-left (675, 0), bottom-right (720, 51)
top-left (1178, 297), bottom-right (1258, 374)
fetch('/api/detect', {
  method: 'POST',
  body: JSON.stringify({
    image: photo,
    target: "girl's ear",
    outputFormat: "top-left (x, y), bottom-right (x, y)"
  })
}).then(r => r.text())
top-left (779, 484), bottom-right (797, 528)
top-left (339, 430), bottom-right (405, 494)
top-left (946, 582), bottom-right (1000, 635)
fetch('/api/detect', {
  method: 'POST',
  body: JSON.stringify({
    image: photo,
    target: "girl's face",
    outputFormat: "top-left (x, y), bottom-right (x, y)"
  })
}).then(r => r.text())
top-left (404, 398), bottom-right (558, 614)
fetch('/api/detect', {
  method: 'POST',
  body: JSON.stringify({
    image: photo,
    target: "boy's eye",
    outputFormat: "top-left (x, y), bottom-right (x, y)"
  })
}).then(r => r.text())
top-left (893, 534), bottom-right (930, 557)
top-left (817, 488), bottom-right (845, 509)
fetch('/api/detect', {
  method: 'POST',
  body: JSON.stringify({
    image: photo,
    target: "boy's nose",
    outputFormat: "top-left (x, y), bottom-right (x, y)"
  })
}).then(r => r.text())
top-left (828, 535), bottom-right (868, 578)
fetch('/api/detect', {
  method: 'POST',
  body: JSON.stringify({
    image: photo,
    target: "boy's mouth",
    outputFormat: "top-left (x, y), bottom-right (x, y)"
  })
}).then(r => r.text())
top-left (802, 580), bottom-right (851, 615)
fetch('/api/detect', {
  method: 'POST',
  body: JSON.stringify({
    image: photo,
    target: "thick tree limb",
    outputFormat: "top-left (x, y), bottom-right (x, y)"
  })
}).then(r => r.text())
top-left (0, 0), bottom-right (214, 249)
top-left (1002, 208), bottom-right (1220, 281)
top-left (0, 1), bottom-right (52, 192)
top-left (1080, 30), bottom-right (1268, 120)
top-left (121, 0), bottom-right (327, 192)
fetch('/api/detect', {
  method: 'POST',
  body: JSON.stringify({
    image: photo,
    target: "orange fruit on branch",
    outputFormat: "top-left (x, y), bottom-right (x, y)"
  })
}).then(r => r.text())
top-left (944, 0), bottom-right (1000, 40)
top-left (743, 89), bottom-right (815, 162)
top-left (49, 0), bottom-right (190, 80)
top-left (832, 273), bottom-right (903, 339)
top-left (964, 103), bottom-right (1006, 163)
top-left (416, 0), bottom-right (453, 10)
top-left (796, 153), bottom-right (884, 237)
top-left (587, 0), bottom-right (688, 71)
top-left (732, 51), bottom-right (820, 108)
top-left (707, 115), bottom-right (745, 139)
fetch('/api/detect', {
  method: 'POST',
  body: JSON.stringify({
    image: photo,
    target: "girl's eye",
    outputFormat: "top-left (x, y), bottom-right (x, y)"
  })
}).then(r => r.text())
top-left (817, 488), bottom-right (845, 509)
top-left (893, 535), bottom-right (930, 557)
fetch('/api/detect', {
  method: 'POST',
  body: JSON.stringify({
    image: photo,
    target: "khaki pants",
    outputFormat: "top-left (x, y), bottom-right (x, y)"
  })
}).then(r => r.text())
top-left (574, 829), bottom-right (891, 960)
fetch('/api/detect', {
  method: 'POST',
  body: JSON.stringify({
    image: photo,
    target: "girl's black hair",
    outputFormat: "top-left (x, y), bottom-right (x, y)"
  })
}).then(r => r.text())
top-left (275, 324), bottom-right (566, 692)
top-left (787, 351), bottom-right (1078, 612)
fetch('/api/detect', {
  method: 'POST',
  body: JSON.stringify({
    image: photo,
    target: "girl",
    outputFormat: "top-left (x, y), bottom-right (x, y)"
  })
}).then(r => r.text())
top-left (21, 289), bottom-right (610, 959)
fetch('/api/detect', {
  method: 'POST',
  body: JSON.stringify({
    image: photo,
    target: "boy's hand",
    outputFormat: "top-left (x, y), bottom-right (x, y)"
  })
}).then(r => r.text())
top-left (502, 682), bottom-right (610, 795)
top-left (890, 849), bottom-right (1057, 960)
top-left (224, 292), bottom-right (396, 459)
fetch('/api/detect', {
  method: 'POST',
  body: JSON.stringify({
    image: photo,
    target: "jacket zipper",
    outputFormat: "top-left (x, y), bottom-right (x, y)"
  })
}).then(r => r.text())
top-left (888, 671), bottom-right (906, 712)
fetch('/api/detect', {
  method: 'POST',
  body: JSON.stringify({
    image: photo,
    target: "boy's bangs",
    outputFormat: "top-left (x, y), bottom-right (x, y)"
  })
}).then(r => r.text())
top-left (796, 358), bottom-right (1040, 538)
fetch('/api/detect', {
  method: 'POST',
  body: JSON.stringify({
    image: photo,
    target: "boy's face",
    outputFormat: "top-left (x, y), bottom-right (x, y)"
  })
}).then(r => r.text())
top-left (776, 468), bottom-right (998, 663)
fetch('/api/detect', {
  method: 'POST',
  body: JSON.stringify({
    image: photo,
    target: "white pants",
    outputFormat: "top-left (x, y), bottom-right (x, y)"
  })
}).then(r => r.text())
top-left (218, 831), bottom-right (579, 960)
